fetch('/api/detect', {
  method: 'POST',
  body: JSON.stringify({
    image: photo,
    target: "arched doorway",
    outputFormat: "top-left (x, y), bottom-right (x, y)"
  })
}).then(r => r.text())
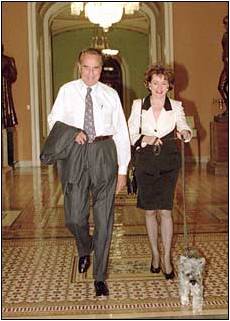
top-left (100, 56), bottom-right (123, 106)
top-left (27, 2), bottom-right (174, 165)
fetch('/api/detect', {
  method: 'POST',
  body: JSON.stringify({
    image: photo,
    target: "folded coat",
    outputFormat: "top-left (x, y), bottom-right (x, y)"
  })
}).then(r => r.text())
top-left (40, 121), bottom-right (87, 189)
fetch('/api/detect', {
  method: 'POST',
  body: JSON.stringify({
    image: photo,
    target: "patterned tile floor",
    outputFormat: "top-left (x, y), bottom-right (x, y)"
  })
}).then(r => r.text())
top-left (2, 166), bottom-right (228, 319)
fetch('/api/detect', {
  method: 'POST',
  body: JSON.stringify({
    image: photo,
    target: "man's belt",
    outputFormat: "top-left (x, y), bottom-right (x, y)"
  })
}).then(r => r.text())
top-left (90, 135), bottom-right (113, 143)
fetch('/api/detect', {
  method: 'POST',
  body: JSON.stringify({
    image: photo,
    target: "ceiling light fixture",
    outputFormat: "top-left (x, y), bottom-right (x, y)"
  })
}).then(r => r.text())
top-left (71, 2), bottom-right (139, 31)
top-left (91, 29), bottom-right (119, 56)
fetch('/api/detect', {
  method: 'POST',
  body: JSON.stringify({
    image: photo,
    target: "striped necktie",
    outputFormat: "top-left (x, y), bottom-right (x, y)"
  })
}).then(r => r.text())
top-left (83, 87), bottom-right (96, 143)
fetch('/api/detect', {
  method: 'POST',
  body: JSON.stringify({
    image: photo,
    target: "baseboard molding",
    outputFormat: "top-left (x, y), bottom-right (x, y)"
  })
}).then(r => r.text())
top-left (14, 160), bottom-right (34, 168)
top-left (185, 156), bottom-right (209, 167)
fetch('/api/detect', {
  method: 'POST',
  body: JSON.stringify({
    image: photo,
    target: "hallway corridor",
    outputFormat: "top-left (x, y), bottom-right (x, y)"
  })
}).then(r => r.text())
top-left (2, 165), bottom-right (228, 319)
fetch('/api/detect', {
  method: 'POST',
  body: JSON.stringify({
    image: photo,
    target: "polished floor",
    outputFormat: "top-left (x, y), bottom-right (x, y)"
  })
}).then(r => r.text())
top-left (2, 165), bottom-right (228, 319)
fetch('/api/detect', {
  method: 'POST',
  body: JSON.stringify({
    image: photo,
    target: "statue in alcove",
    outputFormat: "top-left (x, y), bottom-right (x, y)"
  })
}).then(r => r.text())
top-left (215, 15), bottom-right (228, 122)
top-left (2, 45), bottom-right (18, 166)
top-left (2, 46), bottom-right (18, 128)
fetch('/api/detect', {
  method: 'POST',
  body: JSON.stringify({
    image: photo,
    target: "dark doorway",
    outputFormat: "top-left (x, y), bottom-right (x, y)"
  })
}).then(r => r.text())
top-left (100, 56), bottom-right (123, 105)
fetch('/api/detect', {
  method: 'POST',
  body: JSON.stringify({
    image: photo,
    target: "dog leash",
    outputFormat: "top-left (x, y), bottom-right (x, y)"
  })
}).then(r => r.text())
top-left (152, 137), bottom-right (194, 257)
top-left (181, 138), bottom-right (191, 257)
top-left (151, 136), bottom-right (191, 254)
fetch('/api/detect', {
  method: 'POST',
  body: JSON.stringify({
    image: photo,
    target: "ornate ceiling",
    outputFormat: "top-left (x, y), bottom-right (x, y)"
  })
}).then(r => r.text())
top-left (36, 2), bottom-right (164, 35)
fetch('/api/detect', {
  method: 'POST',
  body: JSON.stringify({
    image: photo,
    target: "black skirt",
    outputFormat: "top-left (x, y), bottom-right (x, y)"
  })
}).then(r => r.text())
top-left (135, 139), bottom-right (181, 210)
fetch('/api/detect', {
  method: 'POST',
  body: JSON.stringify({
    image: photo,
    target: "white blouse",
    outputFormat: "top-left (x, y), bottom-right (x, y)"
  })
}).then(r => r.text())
top-left (128, 97), bottom-right (192, 145)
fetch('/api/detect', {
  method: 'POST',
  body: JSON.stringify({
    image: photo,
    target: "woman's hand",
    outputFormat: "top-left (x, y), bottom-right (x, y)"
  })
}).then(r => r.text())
top-left (177, 130), bottom-right (191, 141)
top-left (142, 135), bottom-right (163, 146)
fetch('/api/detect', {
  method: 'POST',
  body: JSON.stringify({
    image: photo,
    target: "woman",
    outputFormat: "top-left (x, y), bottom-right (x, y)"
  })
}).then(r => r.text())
top-left (128, 64), bottom-right (192, 279)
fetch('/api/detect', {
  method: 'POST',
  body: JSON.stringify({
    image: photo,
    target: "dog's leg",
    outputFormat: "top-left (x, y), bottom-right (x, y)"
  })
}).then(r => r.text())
top-left (179, 276), bottom-right (190, 306)
top-left (191, 284), bottom-right (203, 313)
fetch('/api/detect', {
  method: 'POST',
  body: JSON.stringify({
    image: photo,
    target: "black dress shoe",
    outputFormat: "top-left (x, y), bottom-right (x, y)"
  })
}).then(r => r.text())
top-left (94, 281), bottom-right (109, 296)
top-left (150, 264), bottom-right (161, 274)
top-left (164, 270), bottom-right (175, 280)
top-left (78, 255), bottom-right (90, 273)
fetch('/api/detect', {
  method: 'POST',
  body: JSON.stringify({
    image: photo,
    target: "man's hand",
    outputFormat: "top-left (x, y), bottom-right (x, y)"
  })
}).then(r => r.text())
top-left (116, 175), bottom-right (127, 194)
top-left (75, 131), bottom-right (87, 144)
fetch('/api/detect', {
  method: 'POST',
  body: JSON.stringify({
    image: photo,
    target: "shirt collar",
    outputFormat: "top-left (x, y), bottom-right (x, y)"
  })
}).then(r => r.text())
top-left (142, 94), bottom-right (172, 111)
top-left (79, 79), bottom-right (99, 93)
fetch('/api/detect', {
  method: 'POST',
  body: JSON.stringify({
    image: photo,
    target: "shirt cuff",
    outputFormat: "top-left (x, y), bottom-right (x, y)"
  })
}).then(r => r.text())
top-left (118, 166), bottom-right (128, 175)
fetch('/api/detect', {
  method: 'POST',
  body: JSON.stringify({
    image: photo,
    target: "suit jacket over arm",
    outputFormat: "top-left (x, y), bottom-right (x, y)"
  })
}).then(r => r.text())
top-left (40, 121), bottom-right (87, 190)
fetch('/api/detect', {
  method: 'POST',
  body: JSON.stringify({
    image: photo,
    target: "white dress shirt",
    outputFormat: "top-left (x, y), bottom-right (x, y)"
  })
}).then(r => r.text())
top-left (128, 98), bottom-right (192, 145)
top-left (48, 79), bottom-right (131, 175)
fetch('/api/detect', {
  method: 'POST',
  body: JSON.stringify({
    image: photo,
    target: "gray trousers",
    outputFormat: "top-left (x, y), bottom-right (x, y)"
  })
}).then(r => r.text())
top-left (64, 139), bottom-right (118, 281)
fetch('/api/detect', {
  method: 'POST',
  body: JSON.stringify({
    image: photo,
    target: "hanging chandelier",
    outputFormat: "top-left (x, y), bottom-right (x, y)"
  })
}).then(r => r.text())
top-left (71, 2), bottom-right (140, 31)
top-left (91, 29), bottom-right (119, 56)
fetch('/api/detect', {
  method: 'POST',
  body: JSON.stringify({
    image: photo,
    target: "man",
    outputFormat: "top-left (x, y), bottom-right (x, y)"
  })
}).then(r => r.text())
top-left (48, 48), bottom-right (130, 296)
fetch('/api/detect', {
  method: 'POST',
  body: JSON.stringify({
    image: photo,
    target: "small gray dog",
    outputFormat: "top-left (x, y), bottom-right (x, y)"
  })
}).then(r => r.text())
top-left (178, 254), bottom-right (205, 313)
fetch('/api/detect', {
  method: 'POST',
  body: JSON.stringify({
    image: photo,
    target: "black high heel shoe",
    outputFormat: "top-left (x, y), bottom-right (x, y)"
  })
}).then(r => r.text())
top-left (164, 269), bottom-right (175, 280)
top-left (150, 261), bottom-right (161, 274)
